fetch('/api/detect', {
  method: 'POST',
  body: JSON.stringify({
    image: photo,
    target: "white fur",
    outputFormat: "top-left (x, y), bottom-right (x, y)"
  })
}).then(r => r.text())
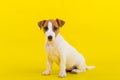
top-left (45, 22), bottom-right (55, 41)
top-left (42, 21), bottom-right (95, 78)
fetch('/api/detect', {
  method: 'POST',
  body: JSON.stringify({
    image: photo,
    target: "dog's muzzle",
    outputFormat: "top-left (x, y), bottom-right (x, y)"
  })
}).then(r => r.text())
top-left (48, 35), bottom-right (53, 41)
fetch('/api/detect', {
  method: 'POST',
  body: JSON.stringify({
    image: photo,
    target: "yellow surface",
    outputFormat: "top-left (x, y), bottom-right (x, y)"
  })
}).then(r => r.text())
top-left (0, 0), bottom-right (120, 80)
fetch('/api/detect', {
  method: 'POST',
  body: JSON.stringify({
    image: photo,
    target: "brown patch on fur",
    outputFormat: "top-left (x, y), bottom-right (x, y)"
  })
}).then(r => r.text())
top-left (56, 19), bottom-right (65, 27)
top-left (38, 20), bottom-right (46, 29)
top-left (66, 66), bottom-right (78, 72)
top-left (38, 19), bottom-right (65, 36)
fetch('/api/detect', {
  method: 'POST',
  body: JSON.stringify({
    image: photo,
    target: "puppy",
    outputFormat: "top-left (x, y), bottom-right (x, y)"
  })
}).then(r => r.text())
top-left (38, 19), bottom-right (95, 78)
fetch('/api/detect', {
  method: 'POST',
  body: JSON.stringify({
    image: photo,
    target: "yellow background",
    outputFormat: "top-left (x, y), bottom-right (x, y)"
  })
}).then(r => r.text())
top-left (0, 0), bottom-right (120, 80)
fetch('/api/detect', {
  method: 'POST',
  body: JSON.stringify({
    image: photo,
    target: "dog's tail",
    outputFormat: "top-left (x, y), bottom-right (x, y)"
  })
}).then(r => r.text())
top-left (86, 65), bottom-right (95, 70)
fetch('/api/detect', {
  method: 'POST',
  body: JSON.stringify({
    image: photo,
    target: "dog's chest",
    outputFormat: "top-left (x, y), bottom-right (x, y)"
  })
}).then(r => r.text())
top-left (45, 44), bottom-right (60, 64)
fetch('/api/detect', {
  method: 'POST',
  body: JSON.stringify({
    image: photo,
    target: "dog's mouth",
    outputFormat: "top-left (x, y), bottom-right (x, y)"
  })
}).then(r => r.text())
top-left (48, 39), bottom-right (52, 41)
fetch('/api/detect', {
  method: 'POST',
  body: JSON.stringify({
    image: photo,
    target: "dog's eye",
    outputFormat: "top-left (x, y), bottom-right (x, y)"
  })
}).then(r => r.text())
top-left (53, 26), bottom-right (58, 31)
top-left (44, 26), bottom-right (48, 31)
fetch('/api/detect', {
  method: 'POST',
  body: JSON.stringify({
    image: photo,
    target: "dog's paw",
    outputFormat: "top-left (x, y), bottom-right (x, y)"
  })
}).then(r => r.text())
top-left (42, 70), bottom-right (50, 75)
top-left (71, 69), bottom-right (82, 74)
top-left (58, 71), bottom-right (66, 78)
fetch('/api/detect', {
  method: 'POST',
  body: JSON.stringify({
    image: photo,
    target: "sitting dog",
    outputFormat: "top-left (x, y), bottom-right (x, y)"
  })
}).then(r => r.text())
top-left (38, 19), bottom-right (95, 78)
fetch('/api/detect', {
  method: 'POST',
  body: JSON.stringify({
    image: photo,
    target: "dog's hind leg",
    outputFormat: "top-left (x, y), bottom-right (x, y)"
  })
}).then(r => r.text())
top-left (71, 65), bottom-right (86, 74)
top-left (71, 69), bottom-right (82, 74)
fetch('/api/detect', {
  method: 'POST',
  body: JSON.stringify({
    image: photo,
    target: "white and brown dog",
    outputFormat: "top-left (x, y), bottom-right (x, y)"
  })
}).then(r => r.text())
top-left (38, 19), bottom-right (95, 78)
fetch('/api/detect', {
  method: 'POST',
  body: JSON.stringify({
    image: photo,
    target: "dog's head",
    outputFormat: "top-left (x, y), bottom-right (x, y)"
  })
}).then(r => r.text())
top-left (38, 19), bottom-right (65, 42)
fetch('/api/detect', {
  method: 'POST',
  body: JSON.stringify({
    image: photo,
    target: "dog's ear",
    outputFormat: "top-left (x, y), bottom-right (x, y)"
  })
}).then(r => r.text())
top-left (56, 19), bottom-right (65, 27)
top-left (38, 20), bottom-right (46, 29)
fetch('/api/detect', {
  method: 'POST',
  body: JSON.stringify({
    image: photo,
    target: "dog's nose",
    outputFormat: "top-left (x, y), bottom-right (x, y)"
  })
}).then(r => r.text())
top-left (48, 35), bottom-right (53, 40)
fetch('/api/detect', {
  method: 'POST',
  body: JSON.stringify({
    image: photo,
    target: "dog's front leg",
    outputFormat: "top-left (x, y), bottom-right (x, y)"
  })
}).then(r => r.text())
top-left (59, 54), bottom-right (66, 78)
top-left (42, 57), bottom-right (52, 75)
